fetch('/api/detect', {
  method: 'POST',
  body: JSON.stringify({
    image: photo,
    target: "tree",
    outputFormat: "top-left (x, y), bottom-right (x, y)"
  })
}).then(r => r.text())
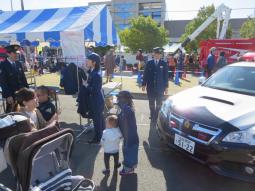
top-left (119, 16), bottom-right (168, 53)
top-left (240, 18), bottom-right (255, 38)
top-left (180, 5), bottom-right (232, 52)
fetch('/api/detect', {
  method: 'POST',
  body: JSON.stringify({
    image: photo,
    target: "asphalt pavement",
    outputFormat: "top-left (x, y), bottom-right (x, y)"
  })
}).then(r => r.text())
top-left (1, 94), bottom-right (255, 191)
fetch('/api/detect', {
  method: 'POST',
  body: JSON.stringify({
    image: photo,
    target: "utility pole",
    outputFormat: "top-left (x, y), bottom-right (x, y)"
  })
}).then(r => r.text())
top-left (21, 0), bottom-right (24, 10)
top-left (10, 0), bottom-right (13, 11)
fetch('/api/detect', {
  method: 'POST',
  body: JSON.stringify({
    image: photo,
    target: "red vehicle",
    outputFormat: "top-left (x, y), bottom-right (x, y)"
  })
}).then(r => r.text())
top-left (199, 39), bottom-right (255, 66)
top-left (0, 47), bottom-right (7, 62)
top-left (242, 52), bottom-right (255, 62)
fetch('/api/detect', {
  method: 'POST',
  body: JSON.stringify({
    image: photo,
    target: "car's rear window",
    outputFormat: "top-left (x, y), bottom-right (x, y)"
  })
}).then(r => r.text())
top-left (203, 66), bottom-right (255, 96)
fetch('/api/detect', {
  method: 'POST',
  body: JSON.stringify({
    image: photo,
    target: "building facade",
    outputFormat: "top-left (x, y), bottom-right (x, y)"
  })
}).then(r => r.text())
top-left (89, 0), bottom-right (166, 30)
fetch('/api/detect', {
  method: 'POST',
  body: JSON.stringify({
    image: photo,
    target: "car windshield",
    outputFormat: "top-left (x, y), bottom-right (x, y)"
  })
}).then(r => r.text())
top-left (203, 65), bottom-right (255, 96)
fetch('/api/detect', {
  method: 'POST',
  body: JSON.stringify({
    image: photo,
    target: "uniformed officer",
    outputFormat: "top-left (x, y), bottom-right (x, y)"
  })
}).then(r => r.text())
top-left (0, 45), bottom-right (28, 113)
top-left (86, 53), bottom-right (105, 144)
top-left (142, 47), bottom-right (169, 122)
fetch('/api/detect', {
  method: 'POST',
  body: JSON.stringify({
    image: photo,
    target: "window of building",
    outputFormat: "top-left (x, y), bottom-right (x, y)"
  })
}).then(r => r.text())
top-left (139, 2), bottom-right (162, 11)
top-left (139, 12), bottom-right (151, 17)
top-left (152, 11), bottom-right (161, 20)
top-left (118, 24), bottom-right (130, 30)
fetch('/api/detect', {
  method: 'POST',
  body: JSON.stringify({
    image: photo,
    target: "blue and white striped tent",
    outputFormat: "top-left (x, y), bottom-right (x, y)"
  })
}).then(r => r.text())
top-left (0, 4), bottom-right (120, 46)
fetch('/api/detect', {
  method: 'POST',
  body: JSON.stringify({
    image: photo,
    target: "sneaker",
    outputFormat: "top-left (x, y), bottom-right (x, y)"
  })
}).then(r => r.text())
top-left (102, 169), bottom-right (110, 175)
top-left (119, 168), bottom-right (134, 176)
top-left (114, 163), bottom-right (121, 169)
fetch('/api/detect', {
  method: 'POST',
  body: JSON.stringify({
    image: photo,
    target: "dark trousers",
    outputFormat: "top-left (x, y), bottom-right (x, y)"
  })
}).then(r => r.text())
top-left (148, 91), bottom-right (164, 120)
top-left (169, 66), bottom-right (175, 79)
top-left (91, 111), bottom-right (105, 141)
top-left (207, 69), bottom-right (213, 78)
top-left (104, 152), bottom-right (119, 170)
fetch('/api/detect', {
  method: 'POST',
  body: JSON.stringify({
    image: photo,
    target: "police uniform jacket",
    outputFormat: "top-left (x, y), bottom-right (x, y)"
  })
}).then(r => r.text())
top-left (87, 69), bottom-right (104, 113)
top-left (142, 59), bottom-right (168, 94)
top-left (37, 99), bottom-right (56, 121)
top-left (0, 59), bottom-right (28, 98)
top-left (77, 85), bottom-right (90, 118)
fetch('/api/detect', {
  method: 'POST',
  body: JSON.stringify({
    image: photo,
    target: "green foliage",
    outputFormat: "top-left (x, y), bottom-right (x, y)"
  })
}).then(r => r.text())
top-left (180, 5), bottom-right (232, 52)
top-left (119, 16), bottom-right (168, 53)
top-left (240, 18), bottom-right (255, 38)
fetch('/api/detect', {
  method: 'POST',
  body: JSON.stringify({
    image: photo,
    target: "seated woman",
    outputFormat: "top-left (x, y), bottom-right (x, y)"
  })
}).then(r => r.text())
top-left (36, 86), bottom-right (57, 122)
top-left (15, 88), bottom-right (57, 130)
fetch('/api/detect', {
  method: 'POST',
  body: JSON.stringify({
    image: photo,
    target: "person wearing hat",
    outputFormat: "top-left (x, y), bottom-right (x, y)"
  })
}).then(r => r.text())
top-left (0, 45), bottom-right (28, 113)
top-left (86, 52), bottom-right (105, 144)
top-left (117, 90), bottom-right (139, 175)
top-left (206, 47), bottom-right (216, 77)
top-left (142, 47), bottom-right (169, 122)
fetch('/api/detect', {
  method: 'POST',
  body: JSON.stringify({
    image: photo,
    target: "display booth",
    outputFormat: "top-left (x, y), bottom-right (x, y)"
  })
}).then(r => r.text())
top-left (0, 5), bottom-right (122, 135)
top-left (0, 4), bottom-right (120, 59)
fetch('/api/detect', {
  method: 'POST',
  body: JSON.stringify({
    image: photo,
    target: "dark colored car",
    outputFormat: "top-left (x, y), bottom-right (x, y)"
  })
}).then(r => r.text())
top-left (157, 62), bottom-right (255, 182)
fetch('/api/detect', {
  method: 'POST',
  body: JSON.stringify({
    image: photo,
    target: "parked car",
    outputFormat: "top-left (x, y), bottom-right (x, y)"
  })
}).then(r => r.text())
top-left (242, 52), bottom-right (255, 62)
top-left (157, 62), bottom-right (255, 182)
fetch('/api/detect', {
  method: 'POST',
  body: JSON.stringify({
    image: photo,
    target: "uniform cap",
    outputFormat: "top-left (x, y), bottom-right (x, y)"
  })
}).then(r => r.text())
top-left (210, 47), bottom-right (216, 52)
top-left (5, 44), bottom-right (20, 53)
top-left (87, 52), bottom-right (100, 65)
top-left (153, 47), bottom-right (163, 54)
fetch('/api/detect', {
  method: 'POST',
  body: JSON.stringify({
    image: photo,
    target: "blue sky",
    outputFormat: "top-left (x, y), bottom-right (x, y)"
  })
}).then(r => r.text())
top-left (0, 0), bottom-right (254, 20)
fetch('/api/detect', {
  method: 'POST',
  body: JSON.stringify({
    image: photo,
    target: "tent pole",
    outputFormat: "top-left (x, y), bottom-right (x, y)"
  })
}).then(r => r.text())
top-left (20, 0), bottom-right (24, 10)
top-left (76, 56), bottom-right (82, 126)
top-left (120, 58), bottom-right (123, 90)
top-left (10, 0), bottom-right (13, 11)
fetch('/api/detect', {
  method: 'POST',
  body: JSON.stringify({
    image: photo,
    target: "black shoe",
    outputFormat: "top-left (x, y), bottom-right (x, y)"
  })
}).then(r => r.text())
top-left (88, 138), bottom-right (100, 144)
top-left (102, 169), bottom-right (110, 175)
top-left (114, 163), bottom-right (121, 169)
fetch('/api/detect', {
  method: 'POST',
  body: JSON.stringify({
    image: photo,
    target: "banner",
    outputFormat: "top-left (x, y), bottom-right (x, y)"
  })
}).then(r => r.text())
top-left (60, 31), bottom-right (86, 67)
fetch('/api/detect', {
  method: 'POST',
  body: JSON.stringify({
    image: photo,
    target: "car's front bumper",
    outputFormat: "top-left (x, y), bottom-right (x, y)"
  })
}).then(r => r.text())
top-left (156, 111), bottom-right (255, 182)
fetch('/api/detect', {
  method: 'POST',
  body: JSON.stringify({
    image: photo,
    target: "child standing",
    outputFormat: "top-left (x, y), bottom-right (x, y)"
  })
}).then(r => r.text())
top-left (117, 91), bottom-right (139, 175)
top-left (36, 86), bottom-right (57, 122)
top-left (101, 115), bottom-right (122, 175)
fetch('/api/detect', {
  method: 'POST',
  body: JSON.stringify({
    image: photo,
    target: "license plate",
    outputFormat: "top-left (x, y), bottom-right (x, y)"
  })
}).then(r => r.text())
top-left (174, 134), bottom-right (195, 154)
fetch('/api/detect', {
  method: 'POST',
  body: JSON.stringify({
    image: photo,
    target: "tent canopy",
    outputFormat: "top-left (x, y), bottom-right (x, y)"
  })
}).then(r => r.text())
top-left (0, 5), bottom-right (120, 47)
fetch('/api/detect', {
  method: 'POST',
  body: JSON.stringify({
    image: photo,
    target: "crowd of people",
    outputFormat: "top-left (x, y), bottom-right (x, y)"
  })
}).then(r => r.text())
top-left (0, 45), bottom-right (140, 176)
top-left (0, 43), bottom-right (229, 179)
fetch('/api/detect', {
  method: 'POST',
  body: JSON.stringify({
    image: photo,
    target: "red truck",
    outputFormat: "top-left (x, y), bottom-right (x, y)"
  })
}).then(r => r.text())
top-left (199, 38), bottom-right (255, 66)
top-left (0, 47), bottom-right (7, 62)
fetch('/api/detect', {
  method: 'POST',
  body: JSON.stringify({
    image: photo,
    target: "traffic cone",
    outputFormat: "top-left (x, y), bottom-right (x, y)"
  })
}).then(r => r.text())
top-left (175, 71), bottom-right (180, 85)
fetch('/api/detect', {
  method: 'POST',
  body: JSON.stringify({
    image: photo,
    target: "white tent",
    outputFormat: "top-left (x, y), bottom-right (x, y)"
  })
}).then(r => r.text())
top-left (0, 5), bottom-right (120, 58)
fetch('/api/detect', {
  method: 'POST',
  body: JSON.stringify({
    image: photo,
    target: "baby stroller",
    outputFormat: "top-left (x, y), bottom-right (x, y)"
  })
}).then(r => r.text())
top-left (3, 119), bottom-right (95, 191)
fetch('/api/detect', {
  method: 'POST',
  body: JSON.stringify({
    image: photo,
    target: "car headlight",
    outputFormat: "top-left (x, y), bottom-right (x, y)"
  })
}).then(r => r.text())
top-left (222, 127), bottom-right (255, 145)
top-left (161, 99), bottom-right (172, 117)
